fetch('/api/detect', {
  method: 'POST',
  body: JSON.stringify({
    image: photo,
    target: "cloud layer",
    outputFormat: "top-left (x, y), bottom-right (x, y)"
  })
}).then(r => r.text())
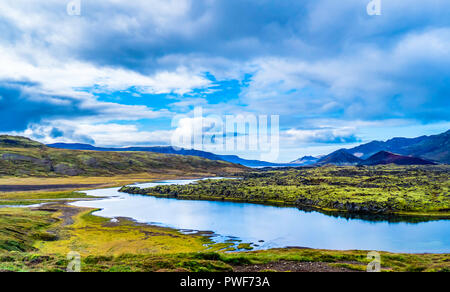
top-left (0, 0), bottom-right (449, 161)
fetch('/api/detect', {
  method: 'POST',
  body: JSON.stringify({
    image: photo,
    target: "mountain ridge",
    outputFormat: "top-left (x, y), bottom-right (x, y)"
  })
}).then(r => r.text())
top-left (0, 135), bottom-right (247, 177)
top-left (346, 130), bottom-right (449, 163)
top-left (290, 129), bottom-right (449, 165)
top-left (43, 129), bottom-right (450, 167)
top-left (360, 151), bottom-right (436, 166)
top-left (47, 143), bottom-right (299, 167)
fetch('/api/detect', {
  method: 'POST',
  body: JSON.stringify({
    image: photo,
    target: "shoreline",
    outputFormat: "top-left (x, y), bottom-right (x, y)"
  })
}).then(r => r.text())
top-left (1, 175), bottom-right (449, 272)
top-left (74, 179), bottom-right (450, 253)
top-left (120, 166), bottom-right (450, 220)
top-left (120, 188), bottom-right (450, 221)
top-left (0, 174), bottom-right (229, 194)
top-left (32, 202), bottom-right (450, 255)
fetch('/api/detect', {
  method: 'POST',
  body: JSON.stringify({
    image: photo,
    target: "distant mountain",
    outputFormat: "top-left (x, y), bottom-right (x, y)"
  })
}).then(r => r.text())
top-left (315, 149), bottom-right (363, 166)
top-left (213, 154), bottom-right (287, 167)
top-left (47, 129), bottom-right (450, 167)
top-left (347, 130), bottom-right (450, 163)
top-left (290, 156), bottom-right (319, 165)
top-left (47, 143), bottom-right (98, 151)
top-left (48, 143), bottom-right (222, 160)
top-left (360, 151), bottom-right (436, 166)
top-left (47, 143), bottom-right (289, 167)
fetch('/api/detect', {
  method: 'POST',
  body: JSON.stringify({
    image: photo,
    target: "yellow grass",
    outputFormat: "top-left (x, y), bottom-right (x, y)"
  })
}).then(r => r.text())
top-left (37, 207), bottom-right (211, 256)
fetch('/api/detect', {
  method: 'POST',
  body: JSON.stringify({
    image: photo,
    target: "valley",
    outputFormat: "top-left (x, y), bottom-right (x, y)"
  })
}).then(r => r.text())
top-left (0, 135), bottom-right (449, 272)
top-left (1, 200), bottom-right (449, 272)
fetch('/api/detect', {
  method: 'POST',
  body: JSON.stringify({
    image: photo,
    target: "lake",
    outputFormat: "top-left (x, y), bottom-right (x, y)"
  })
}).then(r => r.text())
top-left (72, 178), bottom-right (450, 253)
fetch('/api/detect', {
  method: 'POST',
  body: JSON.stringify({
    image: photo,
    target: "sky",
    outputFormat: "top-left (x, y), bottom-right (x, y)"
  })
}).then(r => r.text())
top-left (0, 0), bottom-right (449, 162)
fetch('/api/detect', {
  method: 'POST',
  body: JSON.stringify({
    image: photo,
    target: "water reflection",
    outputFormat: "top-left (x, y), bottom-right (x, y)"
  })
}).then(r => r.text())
top-left (71, 179), bottom-right (450, 253)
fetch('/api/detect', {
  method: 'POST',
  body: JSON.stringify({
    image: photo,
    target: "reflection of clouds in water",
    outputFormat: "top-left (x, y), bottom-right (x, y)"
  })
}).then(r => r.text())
top-left (71, 179), bottom-right (450, 253)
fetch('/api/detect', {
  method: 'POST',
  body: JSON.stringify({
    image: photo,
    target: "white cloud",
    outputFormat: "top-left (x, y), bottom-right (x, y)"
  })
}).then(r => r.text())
top-left (283, 127), bottom-right (359, 144)
top-left (240, 28), bottom-right (450, 120)
top-left (0, 45), bottom-right (211, 97)
top-left (0, 0), bottom-right (449, 159)
top-left (17, 121), bottom-right (174, 147)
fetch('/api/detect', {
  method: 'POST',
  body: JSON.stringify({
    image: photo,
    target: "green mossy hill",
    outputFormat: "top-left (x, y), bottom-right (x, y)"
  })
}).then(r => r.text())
top-left (120, 165), bottom-right (450, 216)
top-left (0, 135), bottom-right (46, 149)
top-left (0, 135), bottom-right (247, 177)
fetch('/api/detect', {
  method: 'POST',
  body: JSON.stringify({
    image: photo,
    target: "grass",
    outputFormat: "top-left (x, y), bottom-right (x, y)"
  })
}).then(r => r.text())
top-left (0, 204), bottom-right (448, 272)
top-left (0, 173), bottom-right (213, 188)
top-left (37, 208), bottom-right (214, 256)
top-left (0, 190), bottom-right (97, 206)
top-left (0, 191), bottom-right (91, 200)
top-left (0, 208), bottom-right (57, 252)
top-left (121, 165), bottom-right (450, 217)
top-left (0, 160), bottom-right (449, 272)
top-left (0, 135), bottom-right (247, 178)
top-left (1, 249), bottom-right (449, 272)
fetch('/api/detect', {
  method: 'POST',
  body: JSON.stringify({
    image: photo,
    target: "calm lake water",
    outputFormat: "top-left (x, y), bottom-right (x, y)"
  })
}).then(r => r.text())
top-left (72, 179), bottom-right (450, 253)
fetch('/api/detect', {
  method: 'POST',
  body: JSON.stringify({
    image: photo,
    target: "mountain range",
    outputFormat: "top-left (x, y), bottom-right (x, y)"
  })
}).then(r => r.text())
top-left (47, 143), bottom-right (299, 167)
top-left (346, 130), bottom-right (450, 163)
top-left (312, 149), bottom-right (436, 166)
top-left (292, 129), bottom-right (449, 166)
top-left (48, 129), bottom-right (449, 167)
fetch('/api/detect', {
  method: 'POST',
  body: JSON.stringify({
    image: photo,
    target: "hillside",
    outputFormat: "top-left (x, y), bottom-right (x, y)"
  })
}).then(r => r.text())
top-left (0, 136), bottom-right (247, 177)
top-left (360, 151), bottom-right (436, 166)
top-left (47, 143), bottom-right (294, 167)
top-left (0, 136), bottom-right (46, 149)
top-left (347, 130), bottom-right (450, 163)
top-left (315, 149), bottom-right (363, 166)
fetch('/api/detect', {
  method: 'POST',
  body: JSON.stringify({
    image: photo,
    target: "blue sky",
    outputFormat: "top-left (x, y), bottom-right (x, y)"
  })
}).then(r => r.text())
top-left (0, 0), bottom-right (449, 162)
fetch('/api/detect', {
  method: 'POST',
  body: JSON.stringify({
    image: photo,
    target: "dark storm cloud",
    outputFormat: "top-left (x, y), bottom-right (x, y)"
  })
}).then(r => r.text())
top-left (62, 0), bottom-right (449, 71)
top-left (0, 80), bottom-right (162, 133)
top-left (51, 0), bottom-right (449, 124)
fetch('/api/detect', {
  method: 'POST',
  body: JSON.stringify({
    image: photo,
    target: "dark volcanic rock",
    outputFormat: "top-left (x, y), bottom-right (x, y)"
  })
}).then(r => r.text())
top-left (54, 163), bottom-right (82, 176)
top-left (360, 151), bottom-right (436, 166)
top-left (1, 153), bottom-right (35, 161)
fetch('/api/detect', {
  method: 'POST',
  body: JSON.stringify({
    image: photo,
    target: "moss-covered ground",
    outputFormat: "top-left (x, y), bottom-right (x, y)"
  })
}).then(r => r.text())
top-left (0, 135), bottom-right (247, 178)
top-left (0, 166), bottom-right (449, 272)
top-left (121, 165), bottom-right (450, 217)
top-left (0, 202), bottom-right (448, 272)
